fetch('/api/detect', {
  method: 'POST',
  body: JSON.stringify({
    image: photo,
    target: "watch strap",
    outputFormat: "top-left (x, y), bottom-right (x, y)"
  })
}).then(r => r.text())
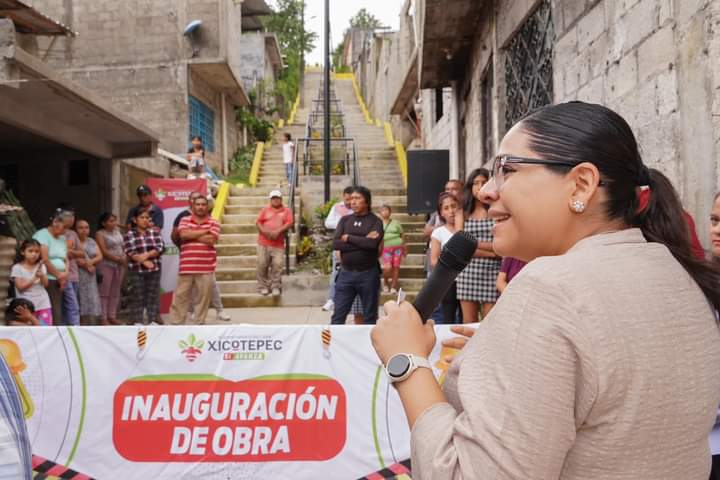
top-left (411, 355), bottom-right (432, 371)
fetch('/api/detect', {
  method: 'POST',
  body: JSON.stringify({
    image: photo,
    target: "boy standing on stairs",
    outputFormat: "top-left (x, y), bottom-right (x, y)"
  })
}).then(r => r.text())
top-left (282, 133), bottom-right (295, 186)
top-left (256, 190), bottom-right (294, 296)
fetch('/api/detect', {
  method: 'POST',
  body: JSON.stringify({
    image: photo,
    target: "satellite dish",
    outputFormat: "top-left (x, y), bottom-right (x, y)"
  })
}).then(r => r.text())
top-left (183, 20), bottom-right (202, 57)
top-left (183, 20), bottom-right (202, 35)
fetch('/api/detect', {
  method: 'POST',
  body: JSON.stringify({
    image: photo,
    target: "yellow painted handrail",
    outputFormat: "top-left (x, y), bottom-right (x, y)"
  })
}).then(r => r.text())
top-left (333, 72), bottom-right (355, 80)
top-left (211, 181), bottom-right (231, 221)
top-left (278, 119), bottom-right (285, 128)
top-left (249, 141), bottom-right (265, 187)
top-left (348, 74), bottom-right (374, 125)
top-left (384, 122), bottom-right (394, 148)
top-left (394, 140), bottom-right (408, 188)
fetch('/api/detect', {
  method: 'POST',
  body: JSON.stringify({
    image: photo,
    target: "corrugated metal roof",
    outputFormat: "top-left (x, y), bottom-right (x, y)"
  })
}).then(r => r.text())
top-left (0, 0), bottom-right (76, 36)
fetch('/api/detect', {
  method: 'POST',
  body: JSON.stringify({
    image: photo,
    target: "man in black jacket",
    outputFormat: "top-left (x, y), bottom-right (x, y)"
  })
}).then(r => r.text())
top-left (331, 186), bottom-right (384, 324)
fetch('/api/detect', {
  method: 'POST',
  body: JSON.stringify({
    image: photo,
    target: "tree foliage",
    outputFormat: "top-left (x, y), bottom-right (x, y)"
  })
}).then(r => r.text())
top-left (349, 8), bottom-right (383, 29)
top-left (332, 40), bottom-right (345, 70)
top-left (264, 0), bottom-right (318, 115)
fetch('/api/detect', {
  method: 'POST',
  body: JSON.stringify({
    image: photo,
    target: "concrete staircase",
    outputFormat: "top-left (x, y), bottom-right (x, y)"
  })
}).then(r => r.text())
top-left (216, 125), bottom-right (304, 308)
top-left (215, 72), bottom-right (423, 310)
top-left (334, 80), bottom-right (426, 303)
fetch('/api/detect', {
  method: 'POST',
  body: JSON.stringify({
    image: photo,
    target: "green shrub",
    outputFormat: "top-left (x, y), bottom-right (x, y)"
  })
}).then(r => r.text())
top-left (315, 198), bottom-right (338, 222)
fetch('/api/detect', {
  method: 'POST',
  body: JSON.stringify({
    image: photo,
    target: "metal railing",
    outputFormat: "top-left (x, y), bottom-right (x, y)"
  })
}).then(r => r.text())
top-left (307, 111), bottom-right (346, 140)
top-left (298, 138), bottom-right (357, 178)
top-left (282, 81), bottom-right (363, 272)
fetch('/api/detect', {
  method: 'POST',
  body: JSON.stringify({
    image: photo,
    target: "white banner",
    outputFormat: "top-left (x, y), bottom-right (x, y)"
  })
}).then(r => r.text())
top-left (0, 325), bottom-right (458, 479)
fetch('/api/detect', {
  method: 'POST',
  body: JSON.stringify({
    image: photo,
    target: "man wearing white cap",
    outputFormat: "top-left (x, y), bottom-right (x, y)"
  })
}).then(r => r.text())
top-left (256, 190), bottom-right (294, 296)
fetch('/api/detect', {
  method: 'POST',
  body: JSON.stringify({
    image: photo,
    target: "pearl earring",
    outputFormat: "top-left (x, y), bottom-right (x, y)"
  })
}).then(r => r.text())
top-left (571, 199), bottom-right (586, 213)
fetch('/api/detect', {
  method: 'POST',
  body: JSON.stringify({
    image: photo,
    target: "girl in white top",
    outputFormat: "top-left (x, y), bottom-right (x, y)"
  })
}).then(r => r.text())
top-left (430, 192), bottom-right (461, 323)
top-left (10, 239), bottom-right (51, 325)
top-left (282, 133), bottom-right (295, 185)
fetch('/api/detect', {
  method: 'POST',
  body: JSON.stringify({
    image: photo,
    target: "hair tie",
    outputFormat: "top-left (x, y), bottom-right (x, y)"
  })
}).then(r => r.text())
top-left (637, 165), bottom-right (651, 186)
top-left (636, 186), bottom-right (651, 214)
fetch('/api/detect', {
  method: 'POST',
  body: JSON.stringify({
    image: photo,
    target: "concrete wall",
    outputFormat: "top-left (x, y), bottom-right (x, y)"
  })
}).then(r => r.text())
top-left (237, 33), bottom-right (278, 111)
top-left (552, 0), bottom-right (718, 242)
top-left (358, 0), bottom-right (719, 246)
top-left (419, 87), bottom-right (457, 176)
top-left (30, 0), bottom-right (249, 178)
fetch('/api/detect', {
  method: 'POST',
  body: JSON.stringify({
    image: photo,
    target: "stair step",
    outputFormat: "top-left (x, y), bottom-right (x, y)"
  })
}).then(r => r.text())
top-left (216, 270), bottom-right (257, 282)
top-left (221, 294), bottom-right (280, 308)
top-left (217, 244), bottom-right (296, 256)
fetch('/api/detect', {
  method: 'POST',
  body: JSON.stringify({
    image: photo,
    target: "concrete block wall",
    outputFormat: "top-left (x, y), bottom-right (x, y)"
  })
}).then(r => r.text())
top-left (237, 33), bottom-right (279, 111)
top-left (553, 0), bottom-right (718, 239)
top-left (29, 0), bottom-right (245, 174)
top-left (419, 87), bottom-right (455, 174)
top-left (33, 0), bottom-right (184, 67)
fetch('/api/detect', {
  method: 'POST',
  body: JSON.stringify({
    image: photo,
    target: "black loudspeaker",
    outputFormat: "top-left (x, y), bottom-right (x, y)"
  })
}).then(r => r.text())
top-left (407, 150), bottom-right (449, 214)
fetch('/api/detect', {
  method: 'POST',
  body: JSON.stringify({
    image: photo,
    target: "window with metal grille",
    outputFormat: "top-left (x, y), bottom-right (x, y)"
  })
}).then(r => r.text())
top-left (188, 96), bottom-right (215, 152)
top-left (504, 0), bottom-right (554, 131)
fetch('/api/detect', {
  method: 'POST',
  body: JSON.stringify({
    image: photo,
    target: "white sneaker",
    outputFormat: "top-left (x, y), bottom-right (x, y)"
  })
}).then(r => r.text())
top-left (322, 299), bottom-right (334, 311)
top-left (390, 288), bottom-right (397, 294)
top-left (259, 288), bottom-right (270, 296)
top-left (382, 285), bottom-right (390, 294)
top-left (271, 288), bottom-right (281, 296)
top-left (217, 310), bottom-right (231, 321)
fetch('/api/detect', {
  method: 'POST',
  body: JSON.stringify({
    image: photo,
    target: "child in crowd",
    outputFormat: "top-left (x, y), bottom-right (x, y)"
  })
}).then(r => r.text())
top-left (379, 204), bottom-right (405, 294)
top-left (4, 298), bottom-right (40, 326)
top-left (430, 192), bottom-right (462, 324)
top-left (187, 135), bottom-right (206, 180)
top-left (10, 239), bottom-right (52, 325)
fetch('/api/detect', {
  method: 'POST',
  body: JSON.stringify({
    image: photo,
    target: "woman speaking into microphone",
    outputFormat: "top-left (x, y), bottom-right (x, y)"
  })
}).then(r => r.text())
top-left (371, 102), bottom-right (720, 479)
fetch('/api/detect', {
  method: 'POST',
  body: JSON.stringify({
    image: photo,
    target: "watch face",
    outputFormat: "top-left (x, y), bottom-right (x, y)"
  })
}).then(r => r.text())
top-left (387, 355), bottom-right (411, 378)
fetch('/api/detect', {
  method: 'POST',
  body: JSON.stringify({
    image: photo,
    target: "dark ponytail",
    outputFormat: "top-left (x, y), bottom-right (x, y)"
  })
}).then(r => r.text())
top-left (520, 101), bottom-right (720, 313)
top-left (635, 169), bottom-right (720, 312)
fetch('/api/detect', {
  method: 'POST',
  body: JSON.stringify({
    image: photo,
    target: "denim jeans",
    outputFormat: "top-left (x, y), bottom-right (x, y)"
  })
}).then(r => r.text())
top-left (331, 267), bottom-right (381, 324)
top-left (285, 163), bottom-right (293, 184)
top-left (327, 253), bottom-right (339, 300)
top-left (61, 281), bottom-right (80, 326)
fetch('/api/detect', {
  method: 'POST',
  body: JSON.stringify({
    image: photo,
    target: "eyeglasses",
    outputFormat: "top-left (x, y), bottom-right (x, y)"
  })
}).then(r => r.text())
top-left (491, 155), bottom-right (609, 188)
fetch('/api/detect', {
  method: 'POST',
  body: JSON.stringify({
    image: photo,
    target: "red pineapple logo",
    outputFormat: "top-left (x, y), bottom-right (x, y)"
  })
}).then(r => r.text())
top-left (178, 334), bottom-right (204, 362)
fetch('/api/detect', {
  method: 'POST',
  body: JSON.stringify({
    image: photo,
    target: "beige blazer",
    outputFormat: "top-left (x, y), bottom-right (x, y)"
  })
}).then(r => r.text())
top-left (412, 229), bottom-right (720, 479)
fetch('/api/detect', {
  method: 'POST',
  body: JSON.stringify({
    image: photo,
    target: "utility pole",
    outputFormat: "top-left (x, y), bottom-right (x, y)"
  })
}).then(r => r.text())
top-left (299, 0), bottom-right (305, 109)
top-left (323, 0), bottom-right (330, 203)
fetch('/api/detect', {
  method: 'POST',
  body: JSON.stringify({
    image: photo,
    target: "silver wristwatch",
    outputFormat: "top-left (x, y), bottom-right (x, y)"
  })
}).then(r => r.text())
top-left (385, 353), bottom-right (432, 383)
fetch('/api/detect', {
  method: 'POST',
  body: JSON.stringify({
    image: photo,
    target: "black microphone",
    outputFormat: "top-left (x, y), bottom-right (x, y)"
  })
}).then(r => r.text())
top-left (412, 231), bottom-right (478, 323)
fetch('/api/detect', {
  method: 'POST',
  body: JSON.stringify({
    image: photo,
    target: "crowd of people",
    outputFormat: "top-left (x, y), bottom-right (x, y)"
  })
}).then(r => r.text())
top-left (6, 185), bottom-right (230, 326)
top-left (318, 173), bottom-right (529, 325)
top-left (319, 164), bottom-right (717, 328)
